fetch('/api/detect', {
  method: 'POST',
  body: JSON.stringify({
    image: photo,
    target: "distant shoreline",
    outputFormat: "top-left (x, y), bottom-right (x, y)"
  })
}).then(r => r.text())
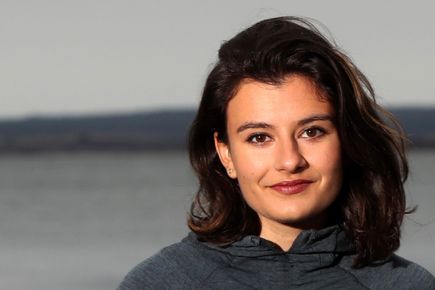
top-left (0, 107), bottom-right (434, 153)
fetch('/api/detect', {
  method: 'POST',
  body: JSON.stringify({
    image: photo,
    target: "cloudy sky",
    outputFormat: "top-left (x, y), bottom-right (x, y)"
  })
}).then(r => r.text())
top-left (1, 0), bottom-right (434, 119)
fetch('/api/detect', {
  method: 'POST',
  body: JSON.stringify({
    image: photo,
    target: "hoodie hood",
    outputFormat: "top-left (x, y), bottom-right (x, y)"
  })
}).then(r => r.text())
top-left (121, 225), bottom-right (433, 290)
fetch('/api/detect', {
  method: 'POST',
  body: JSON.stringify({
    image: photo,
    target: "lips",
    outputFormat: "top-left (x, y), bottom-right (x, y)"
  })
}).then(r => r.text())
top-left (270, 180), bottom-right (313, 195)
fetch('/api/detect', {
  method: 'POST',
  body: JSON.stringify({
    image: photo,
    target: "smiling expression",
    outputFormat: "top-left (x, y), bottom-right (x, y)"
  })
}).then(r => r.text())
top-left (214, 75), bottom-right (343, 233)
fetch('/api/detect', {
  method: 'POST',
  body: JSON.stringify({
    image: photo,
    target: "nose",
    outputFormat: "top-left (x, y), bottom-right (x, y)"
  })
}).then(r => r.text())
top-left (274, 138), bottom-right (308, 173)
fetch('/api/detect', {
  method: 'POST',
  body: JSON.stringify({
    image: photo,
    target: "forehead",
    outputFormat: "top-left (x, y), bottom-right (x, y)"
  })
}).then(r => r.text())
top-left (226, 76), bottom-right (334, 125)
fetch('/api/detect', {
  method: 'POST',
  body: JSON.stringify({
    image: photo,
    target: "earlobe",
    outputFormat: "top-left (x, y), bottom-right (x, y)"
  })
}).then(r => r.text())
top-left (213, 132), bottom-right (237, 178)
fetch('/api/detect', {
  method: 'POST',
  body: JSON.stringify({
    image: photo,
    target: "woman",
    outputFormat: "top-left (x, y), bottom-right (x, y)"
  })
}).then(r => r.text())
top-left (119, 17), bottom-right (434, 289)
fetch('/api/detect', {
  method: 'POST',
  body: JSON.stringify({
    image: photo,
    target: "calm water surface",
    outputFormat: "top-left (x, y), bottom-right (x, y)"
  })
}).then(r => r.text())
top-left (0, 150), bottom-right (433, 290)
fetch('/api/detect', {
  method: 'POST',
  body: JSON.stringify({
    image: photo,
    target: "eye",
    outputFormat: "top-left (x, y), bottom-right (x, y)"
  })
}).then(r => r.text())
top-left (247, 133), bottom-right (272, 144)
top-left (300, 127), bottom-right (326, 138)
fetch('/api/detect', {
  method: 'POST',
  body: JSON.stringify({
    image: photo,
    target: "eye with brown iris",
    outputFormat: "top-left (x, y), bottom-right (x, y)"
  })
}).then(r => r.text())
top-left (305, 129), bottom-right (317, 137)
top-left (247, 133), bottom-right (271, 144)
top-left (253, 135), bottom-right (267, 143)
top-left (301, 127), bottom-right (325, 138)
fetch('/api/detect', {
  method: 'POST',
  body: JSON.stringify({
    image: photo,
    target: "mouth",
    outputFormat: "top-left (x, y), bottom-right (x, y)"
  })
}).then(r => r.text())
top-left (269, 179), bottom-right (313, 195)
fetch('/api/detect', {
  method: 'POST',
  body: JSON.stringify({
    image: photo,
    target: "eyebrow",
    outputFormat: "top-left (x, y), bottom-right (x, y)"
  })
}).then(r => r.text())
top-left (236, 122), bottom-right (273, 133)
top-left (297, 114), bottom-right (334, 126)
top-left (236, 114), bottom-right (334, 133)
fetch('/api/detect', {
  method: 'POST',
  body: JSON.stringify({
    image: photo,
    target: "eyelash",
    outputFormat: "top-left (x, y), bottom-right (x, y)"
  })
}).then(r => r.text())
top-left (246, 126), bottom-right (327, 145)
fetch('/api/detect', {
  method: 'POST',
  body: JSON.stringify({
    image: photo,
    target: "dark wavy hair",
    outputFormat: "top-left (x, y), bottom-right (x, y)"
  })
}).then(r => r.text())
top-left (187, 16), bottom-right (411, 267)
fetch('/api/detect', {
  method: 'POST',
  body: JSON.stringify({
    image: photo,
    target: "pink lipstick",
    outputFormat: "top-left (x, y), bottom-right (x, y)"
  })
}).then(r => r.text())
top-left (270, 180), bottom-right (312, 195)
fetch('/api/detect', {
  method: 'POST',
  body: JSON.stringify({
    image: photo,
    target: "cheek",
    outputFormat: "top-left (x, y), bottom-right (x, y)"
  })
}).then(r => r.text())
top-left (321, 151), bottom-right (341, 173)
top-left (232, 146), bottom-right (271, 182)
top-left (322, 145), bottom-right (342, 188)
top-left (305, 140), bottom-right (342, 180)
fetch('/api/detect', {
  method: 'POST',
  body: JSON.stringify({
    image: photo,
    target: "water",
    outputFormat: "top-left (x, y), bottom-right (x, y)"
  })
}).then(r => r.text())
top-left (0, 150), bottom-right (433, 290)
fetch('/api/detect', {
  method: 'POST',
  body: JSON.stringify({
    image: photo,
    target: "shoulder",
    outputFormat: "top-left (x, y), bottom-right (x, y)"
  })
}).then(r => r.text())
top-left (338, 254), bottom-right (435, 290)
top-left (117, 233), bottom-right (230, 290)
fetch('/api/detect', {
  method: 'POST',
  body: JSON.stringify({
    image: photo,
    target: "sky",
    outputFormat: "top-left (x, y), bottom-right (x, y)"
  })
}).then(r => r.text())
top-left (1, 0), bottom-right (434, 119)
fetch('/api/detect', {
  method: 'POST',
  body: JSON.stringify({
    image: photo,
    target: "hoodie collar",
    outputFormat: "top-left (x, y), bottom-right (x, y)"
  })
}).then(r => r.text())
top-left (188, 224), bottom-right (355, 258)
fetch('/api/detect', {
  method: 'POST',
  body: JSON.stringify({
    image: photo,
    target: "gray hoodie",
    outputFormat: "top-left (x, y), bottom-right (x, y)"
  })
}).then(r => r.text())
top-left (118, 225), bottom-right (434, 289)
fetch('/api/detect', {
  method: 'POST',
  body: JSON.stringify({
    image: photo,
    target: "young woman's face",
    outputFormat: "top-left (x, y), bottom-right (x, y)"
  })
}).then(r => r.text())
top-left (215, 75), bottom-right (342, 231)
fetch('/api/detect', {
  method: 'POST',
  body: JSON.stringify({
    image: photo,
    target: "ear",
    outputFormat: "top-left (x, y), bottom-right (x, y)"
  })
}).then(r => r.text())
top-left (214, 132), bottom-right (237, 179)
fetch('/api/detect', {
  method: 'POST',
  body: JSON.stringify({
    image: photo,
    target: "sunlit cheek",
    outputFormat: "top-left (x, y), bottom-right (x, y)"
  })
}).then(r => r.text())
top-left (236, 158), bottom-right (262, 180)
top-left (317, 152), bottom-right (340, 172)
top-left (312, 137), bottom-right (339, 158)
top-left (233, 147), bottom-right (271, 186)
top-left (303, 140), bottom-right (342, 180)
